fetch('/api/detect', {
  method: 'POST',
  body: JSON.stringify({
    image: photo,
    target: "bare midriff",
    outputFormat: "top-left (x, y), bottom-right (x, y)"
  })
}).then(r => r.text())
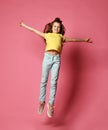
top-left (45, 50), bottom-right (60, 55)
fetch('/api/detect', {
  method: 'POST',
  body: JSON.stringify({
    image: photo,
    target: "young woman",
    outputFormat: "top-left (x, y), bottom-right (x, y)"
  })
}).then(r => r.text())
top-left (19, 17), bottom-right (92, 118)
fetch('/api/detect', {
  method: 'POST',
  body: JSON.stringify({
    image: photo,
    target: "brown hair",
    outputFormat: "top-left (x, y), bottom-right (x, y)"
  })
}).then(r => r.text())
top-left (43, 17), bottom-right (65, 35)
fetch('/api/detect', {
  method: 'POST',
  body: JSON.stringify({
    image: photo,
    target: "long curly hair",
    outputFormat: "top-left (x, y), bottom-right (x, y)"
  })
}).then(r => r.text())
top-left (43, 17), bottom-right (65, 35)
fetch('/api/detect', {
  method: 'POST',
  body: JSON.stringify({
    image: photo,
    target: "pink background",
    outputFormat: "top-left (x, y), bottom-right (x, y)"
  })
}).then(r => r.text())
top-left (0, 0), bottom-right (108, 130)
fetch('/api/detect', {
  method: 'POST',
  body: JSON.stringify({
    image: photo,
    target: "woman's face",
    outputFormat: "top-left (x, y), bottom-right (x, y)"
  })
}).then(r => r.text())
top-left (52, 22), bottom-right (61, 33)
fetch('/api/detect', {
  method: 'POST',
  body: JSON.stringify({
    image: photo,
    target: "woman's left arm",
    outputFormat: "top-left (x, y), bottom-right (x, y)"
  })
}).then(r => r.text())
top-left (64, 37), bottom-right (93, 43)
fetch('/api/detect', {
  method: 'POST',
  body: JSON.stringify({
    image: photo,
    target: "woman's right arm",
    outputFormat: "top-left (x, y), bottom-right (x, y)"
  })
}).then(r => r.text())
top-left (19, 21), bottom-right (45, 38)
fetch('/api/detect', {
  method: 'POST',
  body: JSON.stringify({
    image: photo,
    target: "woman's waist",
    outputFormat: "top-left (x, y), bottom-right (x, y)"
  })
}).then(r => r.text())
top-left (45, 50), bottom-right (60, 55)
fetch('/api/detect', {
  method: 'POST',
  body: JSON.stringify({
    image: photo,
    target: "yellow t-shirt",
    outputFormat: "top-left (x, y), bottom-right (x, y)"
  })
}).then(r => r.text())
top-left (44, 33), bottom-right (64, 53)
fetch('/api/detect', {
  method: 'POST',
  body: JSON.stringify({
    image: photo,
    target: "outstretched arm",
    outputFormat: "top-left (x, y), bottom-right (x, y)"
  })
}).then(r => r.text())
top-left (19, 21), bottom-right (45, 38)
top-left (64, 37), bottom-right (92, 43)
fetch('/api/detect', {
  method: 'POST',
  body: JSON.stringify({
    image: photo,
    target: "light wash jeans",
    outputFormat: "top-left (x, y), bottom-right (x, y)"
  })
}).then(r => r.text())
top-left (39, 52), bottom-right (60, 105)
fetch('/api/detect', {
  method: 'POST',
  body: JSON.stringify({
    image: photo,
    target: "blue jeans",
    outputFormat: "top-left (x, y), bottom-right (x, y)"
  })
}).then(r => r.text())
top-left (39, 52), bottom-right (60, 105)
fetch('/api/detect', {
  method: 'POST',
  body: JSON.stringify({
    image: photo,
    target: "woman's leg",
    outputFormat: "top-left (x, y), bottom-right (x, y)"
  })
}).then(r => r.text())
top-left (49, 56), bottom-right (60, 105)
top-left (39, 54), bottom-right (52, 103)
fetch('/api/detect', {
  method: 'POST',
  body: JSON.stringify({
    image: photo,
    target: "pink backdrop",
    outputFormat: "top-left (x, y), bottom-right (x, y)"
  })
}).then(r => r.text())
top-left (0, 0), bottom-right (108, 130)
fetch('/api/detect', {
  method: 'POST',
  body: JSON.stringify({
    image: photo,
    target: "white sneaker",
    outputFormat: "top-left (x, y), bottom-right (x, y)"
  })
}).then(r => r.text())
top-left (47, 103), bottom-right (54, 118)
top-left (38, 102), bottom-right (45, 114)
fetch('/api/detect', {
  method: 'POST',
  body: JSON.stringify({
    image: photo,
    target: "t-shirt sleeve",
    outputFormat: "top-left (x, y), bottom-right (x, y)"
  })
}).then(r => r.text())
top-left (44, 33), bottom-right (48, 40)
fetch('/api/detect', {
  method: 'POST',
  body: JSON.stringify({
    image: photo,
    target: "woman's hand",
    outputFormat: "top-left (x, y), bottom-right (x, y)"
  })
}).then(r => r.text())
top-left (19, 21), bottom-right (25, 27)
top-left (85, 38), bottom-right (93, 43)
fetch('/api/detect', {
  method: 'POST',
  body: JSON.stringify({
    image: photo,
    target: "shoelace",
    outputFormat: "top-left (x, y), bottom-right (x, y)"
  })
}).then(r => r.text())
top-left (39, 102), bottom-right (45, 109)
top-left (49, 105), bottom-right (55, 112)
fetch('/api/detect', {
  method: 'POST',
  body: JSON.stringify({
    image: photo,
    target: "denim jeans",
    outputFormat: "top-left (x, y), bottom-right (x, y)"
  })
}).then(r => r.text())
top-left (39, 52), bottom-right (60, 105)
